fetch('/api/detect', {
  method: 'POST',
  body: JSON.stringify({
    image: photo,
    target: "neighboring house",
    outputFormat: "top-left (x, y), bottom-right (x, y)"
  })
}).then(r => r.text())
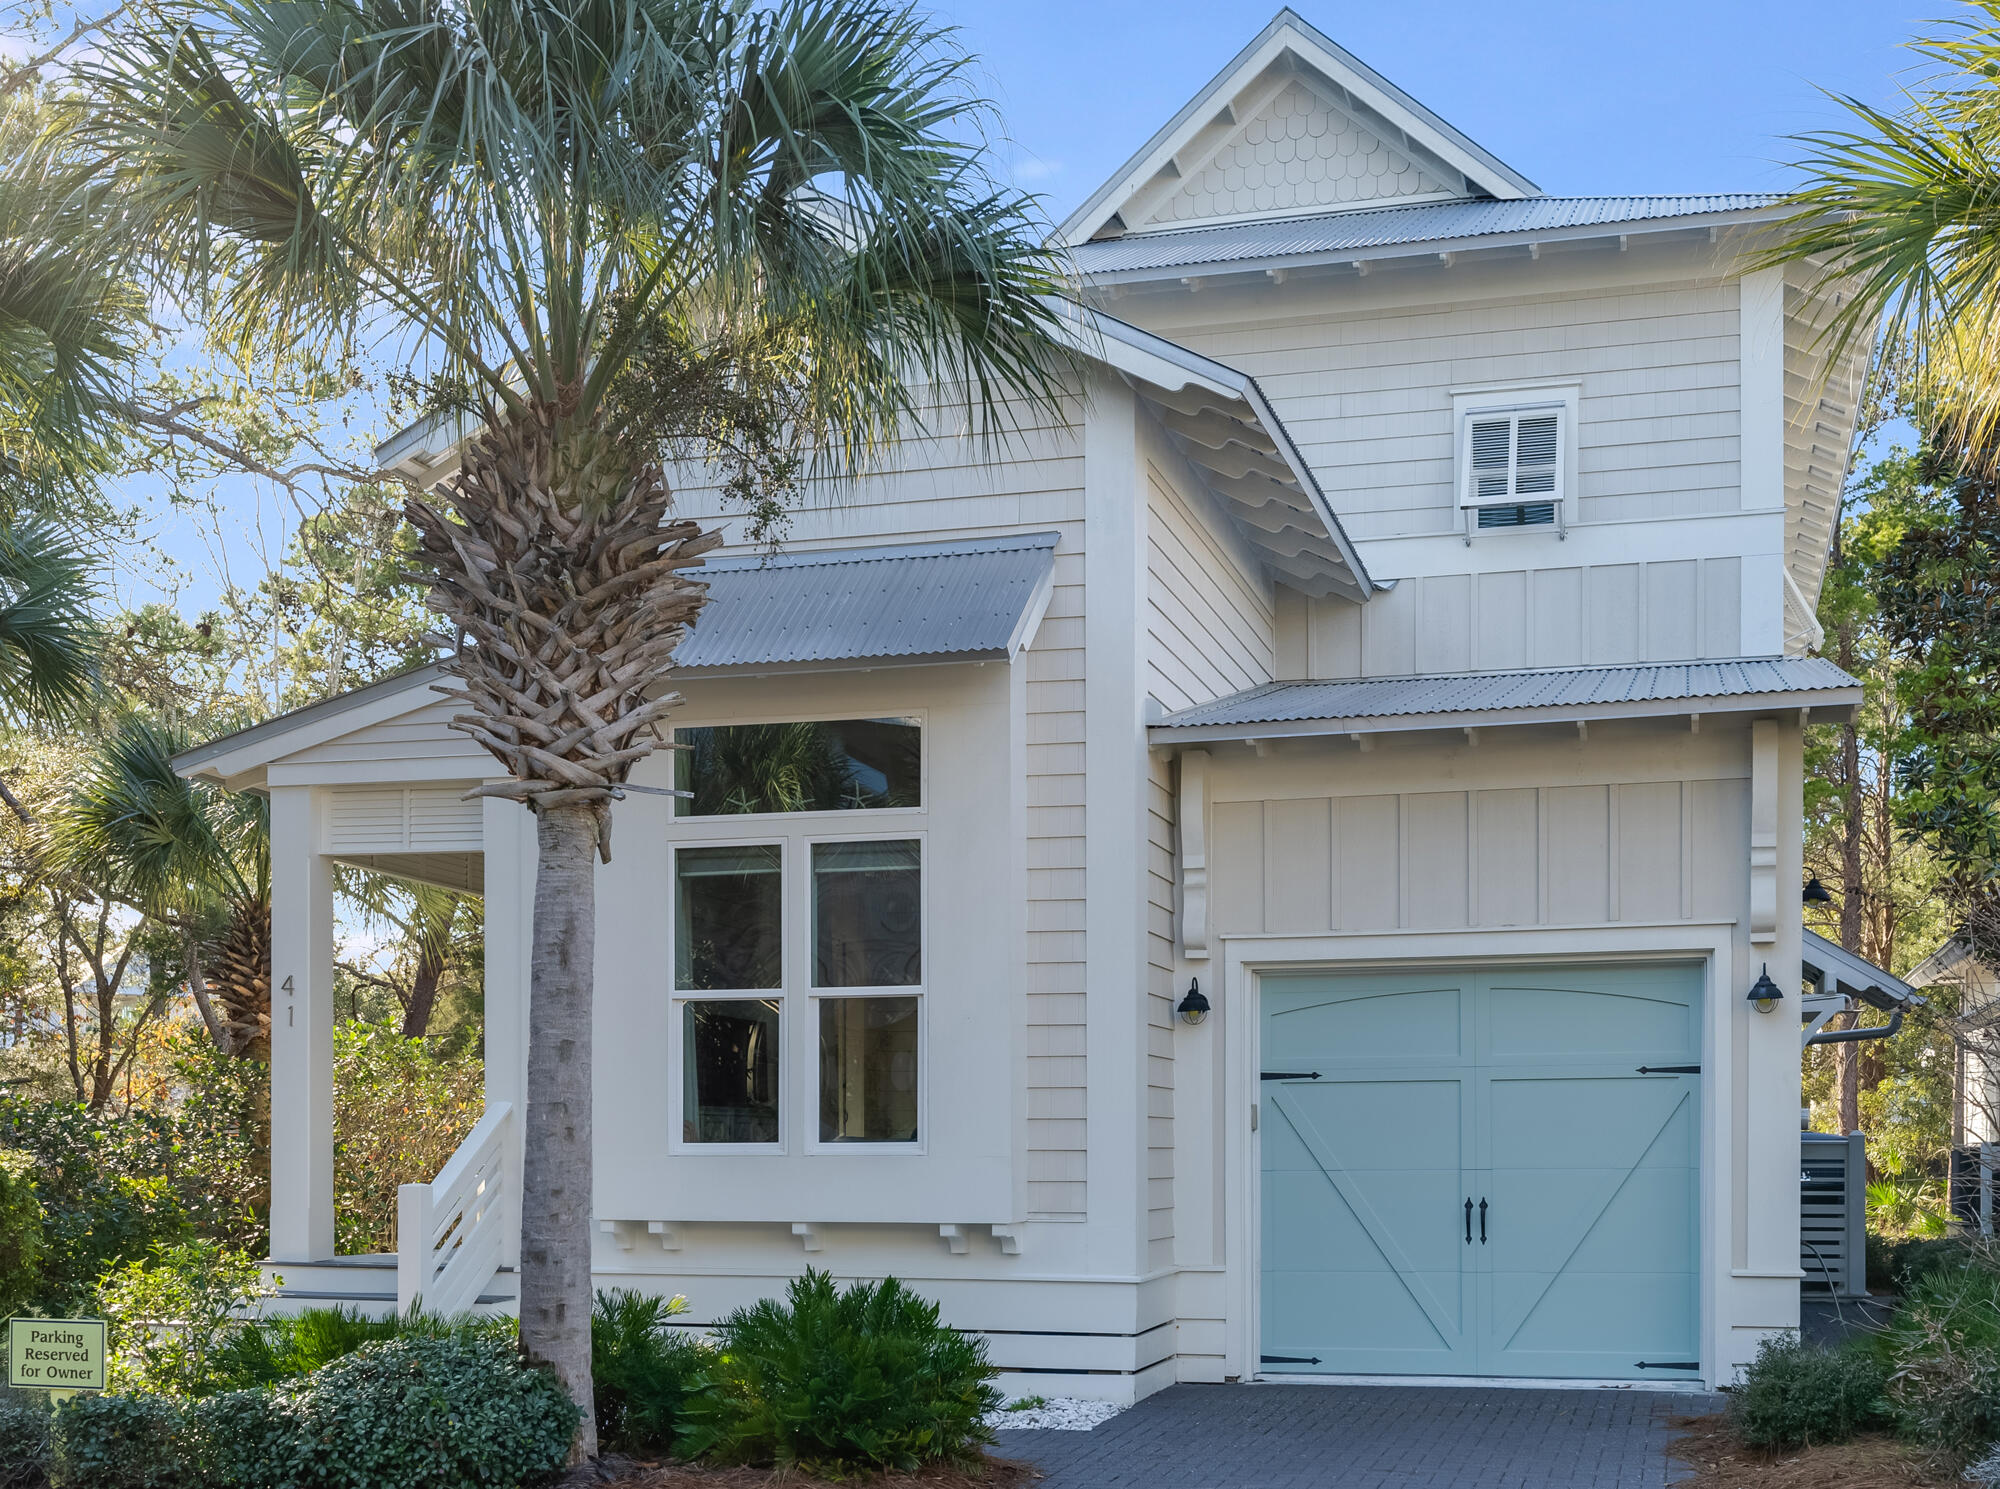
top-left (177, 11), bottom-right (1867, 1394)
top-left (1910, 937), bottom-right (2000, 1148)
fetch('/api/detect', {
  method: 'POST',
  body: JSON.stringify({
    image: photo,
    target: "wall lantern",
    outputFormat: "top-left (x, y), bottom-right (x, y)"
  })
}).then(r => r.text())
top-left (1803, 877), bottom-right (1834, 905)
top-left (1746, 964), bottom-right (1783, 1014)
top-left (1177, 979), bottom-right (1211, 1026)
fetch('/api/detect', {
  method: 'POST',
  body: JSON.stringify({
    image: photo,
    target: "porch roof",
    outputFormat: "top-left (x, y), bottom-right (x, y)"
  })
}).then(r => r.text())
top-left (1147, 656), bottom-right (1863, 744)
top-left (1802, 927), bottom-right (1922, 1012)
top-left (174, 532), bottom-right (1059, 783)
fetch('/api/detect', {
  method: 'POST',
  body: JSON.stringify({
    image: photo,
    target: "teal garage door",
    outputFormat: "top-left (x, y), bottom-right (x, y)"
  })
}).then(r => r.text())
top-left (1259, 964), bottom-right (1701, 1381)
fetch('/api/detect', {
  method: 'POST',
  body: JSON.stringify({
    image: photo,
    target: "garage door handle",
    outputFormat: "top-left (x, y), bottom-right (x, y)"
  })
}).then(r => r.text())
top-left (1464, 1198), bottom-right (1472, 1244)
top-left (1479, 1198), bottom-right (1488, 1244)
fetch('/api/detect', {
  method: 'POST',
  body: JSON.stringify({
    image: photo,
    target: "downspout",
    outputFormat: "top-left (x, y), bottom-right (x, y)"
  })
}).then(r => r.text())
top-left (1804, 1001), bottom-right (1907, 1047)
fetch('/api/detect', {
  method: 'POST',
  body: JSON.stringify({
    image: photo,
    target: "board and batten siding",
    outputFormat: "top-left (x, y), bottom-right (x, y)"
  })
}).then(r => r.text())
top-left (1296, 555), bottom-right (1745, 678)
top-left (1129, 258), bottom-right (1743, 543)
top-left (1207, 733), bottom-right (1751, 937)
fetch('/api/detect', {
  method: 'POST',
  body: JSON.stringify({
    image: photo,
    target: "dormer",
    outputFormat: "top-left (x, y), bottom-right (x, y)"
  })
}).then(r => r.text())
top-left (1058, 8), bottom-right (1538, 246)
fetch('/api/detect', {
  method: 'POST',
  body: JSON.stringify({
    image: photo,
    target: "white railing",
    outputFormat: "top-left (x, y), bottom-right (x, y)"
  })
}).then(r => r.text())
top-left (397, 1101), bottom-right (513, 1316)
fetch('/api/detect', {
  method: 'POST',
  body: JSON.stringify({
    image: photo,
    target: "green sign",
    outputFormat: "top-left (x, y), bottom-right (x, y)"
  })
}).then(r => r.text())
top-left (7, 1318), bottom-right (106, 1392)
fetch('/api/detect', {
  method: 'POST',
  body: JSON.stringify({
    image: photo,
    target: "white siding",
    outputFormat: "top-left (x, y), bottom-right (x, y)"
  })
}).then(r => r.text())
top-left (1143, 432), bottom-right (1276, 709)
top-left (1184, 275), bottom-right (1742, 541)
top-left (288, 700), bottom-right (490, 769)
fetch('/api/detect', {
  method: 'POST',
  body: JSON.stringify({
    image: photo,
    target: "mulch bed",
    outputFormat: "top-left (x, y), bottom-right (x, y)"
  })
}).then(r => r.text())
top-left (1667, 1413), bottom-right (1950, 1489)
top-left (583, 1456), bottom-right (1042, 1489)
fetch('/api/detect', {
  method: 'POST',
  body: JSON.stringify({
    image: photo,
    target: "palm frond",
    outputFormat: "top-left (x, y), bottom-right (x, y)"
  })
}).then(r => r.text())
top-left (0, 517), bottom-right (98, 724)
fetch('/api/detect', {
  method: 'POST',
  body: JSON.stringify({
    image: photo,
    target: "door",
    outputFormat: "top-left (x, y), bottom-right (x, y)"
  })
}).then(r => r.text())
top-left (1259, 964), bottom-right (1701, 1380)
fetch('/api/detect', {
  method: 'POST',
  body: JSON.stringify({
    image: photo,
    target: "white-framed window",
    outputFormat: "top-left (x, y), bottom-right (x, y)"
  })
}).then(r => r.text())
top-left (672, 716), bottom-right (923, 817)
top-left (807, 836), bottom-right (923, 1150)
top-left (671, 840), bottom-right (785, 1150)
top-left (1451, 383), bottom-right (1580, 534)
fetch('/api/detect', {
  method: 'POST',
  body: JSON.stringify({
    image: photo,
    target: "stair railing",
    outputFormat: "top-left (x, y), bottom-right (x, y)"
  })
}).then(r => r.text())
top-left (396, 1101), bottom-right (513, 1316)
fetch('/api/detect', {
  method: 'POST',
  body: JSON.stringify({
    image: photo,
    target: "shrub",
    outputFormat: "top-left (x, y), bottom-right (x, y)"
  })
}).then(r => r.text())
top-left (0, 1099), bottom-right (193, 1311)
top-left (97, 1242), bottom-right (272, 1397)
top-left (331, 1026), bottom-right (483, 1255)
top-left (1869, 1234), bottom-right (1973, 1294)
top-left (677, 1269), bottom-right (1000, 1474)
top-left (0, 1151), bottom-right (46, 1319)
top-left (593, 1289), bottom-right (706, 1452)
top-left (48, 1391), bottom-right (187, 1489)
top-left (199, 1334), bottom-right (578, 1489)
top-left (210, 1302), bottom-right (513, 1391)
top-left (1729, 1333), bottom-right (1889, 1448)
top-left (1886, 1260), bottom-right (2000, 1460)
top-left (0, 1386), bottom-right (52, 1489)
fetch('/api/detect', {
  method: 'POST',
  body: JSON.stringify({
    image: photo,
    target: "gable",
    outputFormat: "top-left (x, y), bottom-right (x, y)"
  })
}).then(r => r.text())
top-left (1061, 8), bottom-right (1536, 246)
top-left (1145, 74), bottom-right (1460, 229)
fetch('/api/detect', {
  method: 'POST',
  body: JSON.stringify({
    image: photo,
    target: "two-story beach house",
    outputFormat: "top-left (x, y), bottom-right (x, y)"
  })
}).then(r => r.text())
top-left (176, 11), bottom-right (1868, 1395)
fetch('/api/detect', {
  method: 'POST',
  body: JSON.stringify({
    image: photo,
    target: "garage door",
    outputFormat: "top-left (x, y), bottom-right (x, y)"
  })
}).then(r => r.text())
top-left (1259, 964), bottom-right (1701, 1380)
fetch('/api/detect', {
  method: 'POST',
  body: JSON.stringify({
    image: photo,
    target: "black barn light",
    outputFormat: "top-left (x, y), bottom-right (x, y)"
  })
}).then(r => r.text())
top-left (1177, 979), bottom-right (1211, 1026)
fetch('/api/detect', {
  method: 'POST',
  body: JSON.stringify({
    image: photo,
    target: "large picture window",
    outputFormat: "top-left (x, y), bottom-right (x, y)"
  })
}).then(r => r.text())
top-left (676, 719), bottom-right (920, 816)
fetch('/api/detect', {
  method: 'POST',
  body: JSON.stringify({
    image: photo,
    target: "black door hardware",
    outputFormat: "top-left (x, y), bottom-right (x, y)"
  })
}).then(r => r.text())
top-left (1260, 1071), bottom-right (1321, 1081)
top-left (1636, 1361), bottom-right (1699, 1371)
top-left (1478, 1198), bottom-right (1487, 1244)
top-left (1261, 1354), bottom-right (1322, 1365)
top-left (1464, 1197), bottom-right (1472, 1244)
top-left (1636, 1065), bottom-right (1701, 1075)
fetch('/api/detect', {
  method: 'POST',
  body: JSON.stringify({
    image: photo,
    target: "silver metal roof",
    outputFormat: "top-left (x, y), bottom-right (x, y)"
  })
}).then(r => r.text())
top-left (1074, 195), bottom-right (1782, 279)
top-left (1803, 928), bottom-right (1922, 1011)
top-left (1149, 656), bottom-right (1861, 743)
top-left (676, 531), bottom-right (1059, 671)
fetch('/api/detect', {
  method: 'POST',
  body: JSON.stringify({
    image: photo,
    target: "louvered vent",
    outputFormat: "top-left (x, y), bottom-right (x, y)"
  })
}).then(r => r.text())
top-left (326, 787), bottom-right (482, 854)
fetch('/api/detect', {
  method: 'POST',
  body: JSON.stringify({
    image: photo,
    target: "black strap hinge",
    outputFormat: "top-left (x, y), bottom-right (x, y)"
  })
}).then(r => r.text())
top-left (1261, 1071), bottom-right (1321, 1081)
top-left (1636, 1065), bottom-right (1701, 1075)
top-left (1635, 1361), bottom-right (1699, 1371)
top-left (1261, 1354), bottom-right (1322, 1365)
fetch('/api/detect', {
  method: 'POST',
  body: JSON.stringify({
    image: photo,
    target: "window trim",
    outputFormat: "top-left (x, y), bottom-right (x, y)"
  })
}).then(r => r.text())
top-left (1450, 381), bottom-right (1581, 535)
top-left (667, 712), bottom-right (928, 823)
top-left (667, 836), bottom-right (789, 1154)
top-left (803, 829), bottom-right (928, 1154)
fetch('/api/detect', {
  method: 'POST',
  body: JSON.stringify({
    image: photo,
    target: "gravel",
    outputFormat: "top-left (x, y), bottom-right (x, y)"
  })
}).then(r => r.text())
top-left (986, 1396), bottom-right (1130, 1432)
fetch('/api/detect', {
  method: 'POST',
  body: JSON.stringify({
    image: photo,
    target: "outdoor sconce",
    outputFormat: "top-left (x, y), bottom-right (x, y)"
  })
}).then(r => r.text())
top-left (1177, 979), bottom-right (1210, 1026)
top-left (1746, 964), bottom-right (1783, 1014)
top-left (1803, 877), bottom-right (1834, 905)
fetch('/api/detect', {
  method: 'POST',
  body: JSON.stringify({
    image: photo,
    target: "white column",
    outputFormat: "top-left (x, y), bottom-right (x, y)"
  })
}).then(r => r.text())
top-left (1082, 372), bottom-right (1150, 1278)
top-left (268, 786), bottom-right (336, 1262)
top-left (481, 794), bottom-right (533, 1269)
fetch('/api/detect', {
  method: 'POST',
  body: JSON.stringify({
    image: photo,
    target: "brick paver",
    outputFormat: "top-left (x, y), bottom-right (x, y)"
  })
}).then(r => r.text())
top-left (993, 1383), bottom-right (1723, 1488)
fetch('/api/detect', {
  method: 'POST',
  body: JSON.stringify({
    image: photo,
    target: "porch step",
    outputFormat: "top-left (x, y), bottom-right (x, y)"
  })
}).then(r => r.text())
top-left (261, 1257), bottom-right (517, 1317)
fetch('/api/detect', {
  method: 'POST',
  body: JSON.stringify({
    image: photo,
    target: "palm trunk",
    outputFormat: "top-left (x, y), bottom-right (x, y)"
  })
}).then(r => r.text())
top-left (400, 943), bottom-right (443, 1039)
top-left (520, 804), bottom-right (598, 1461)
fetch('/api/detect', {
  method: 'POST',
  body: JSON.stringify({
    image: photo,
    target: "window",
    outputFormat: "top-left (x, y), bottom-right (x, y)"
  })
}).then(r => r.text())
top-left (682, 999), bottom-right (780, 1143)
top-left (675, 844), bottom-right (782, 991)
top-left (811, 839), bottom-right (922, 1146)
top-left (675, 844), bottom-right (783, 1146)
top-left (818, 996), bottom-right (919, 1142)
top-left (1453, 383), bottom-right (1577, 534)
top-left (813, 840), bottom-right (921, 987)
top-left (676, 719), bottom-right (920, 816)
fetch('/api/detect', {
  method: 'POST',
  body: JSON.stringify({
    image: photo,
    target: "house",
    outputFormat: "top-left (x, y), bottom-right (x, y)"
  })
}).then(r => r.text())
top-left (175, 11), bottom-right (1868, 1395)
top-left (1910, 937), bottom-right (2000, 1149)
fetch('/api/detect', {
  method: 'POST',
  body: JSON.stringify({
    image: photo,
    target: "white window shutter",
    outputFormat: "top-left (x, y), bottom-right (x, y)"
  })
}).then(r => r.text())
top-left (1461, 406), bottom-right (1565, 509)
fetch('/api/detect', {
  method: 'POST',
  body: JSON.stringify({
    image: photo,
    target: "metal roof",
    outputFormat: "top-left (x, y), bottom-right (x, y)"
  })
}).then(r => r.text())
top-left (667, 531), bottom-right (1059, 671)
top-left (1803, 928), bottom-right (1922, 1011)
top-left (1073, 195), bottom-right (1783, 278)
top-left (1149, 656), bottom-right (1861, 742)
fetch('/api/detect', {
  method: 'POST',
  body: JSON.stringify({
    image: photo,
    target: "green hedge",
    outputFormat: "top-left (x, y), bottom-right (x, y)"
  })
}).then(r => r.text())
top-left (1728, 1333), bottom-right (1889, 1449)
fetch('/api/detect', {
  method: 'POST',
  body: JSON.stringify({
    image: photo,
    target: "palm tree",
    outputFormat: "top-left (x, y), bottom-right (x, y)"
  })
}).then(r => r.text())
top-left (46, 716), bottom-right (272, 1060)
top-left (77, 0), bottom-right (1078, 1448)
top-left (1767, 1), bottom-right (2000, 454)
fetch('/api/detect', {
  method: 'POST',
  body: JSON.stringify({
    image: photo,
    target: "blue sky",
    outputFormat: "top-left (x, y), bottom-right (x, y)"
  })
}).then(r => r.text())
top-left (954, 1), bottom-right (1929, 212)
top-left (119, 0), bottom-right (1937, 612)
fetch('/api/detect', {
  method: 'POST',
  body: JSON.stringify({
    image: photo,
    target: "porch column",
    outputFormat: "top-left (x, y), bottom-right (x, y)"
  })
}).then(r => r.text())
top-left (268, 785), bottom-right (336, 1262)
top-left (482, 794), bottom-right (533, 1269)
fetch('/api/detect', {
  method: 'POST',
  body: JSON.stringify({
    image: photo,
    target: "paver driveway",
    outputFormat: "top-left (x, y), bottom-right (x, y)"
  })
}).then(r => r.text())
top-left (992, 1383), bottom-right (1723, 1489)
